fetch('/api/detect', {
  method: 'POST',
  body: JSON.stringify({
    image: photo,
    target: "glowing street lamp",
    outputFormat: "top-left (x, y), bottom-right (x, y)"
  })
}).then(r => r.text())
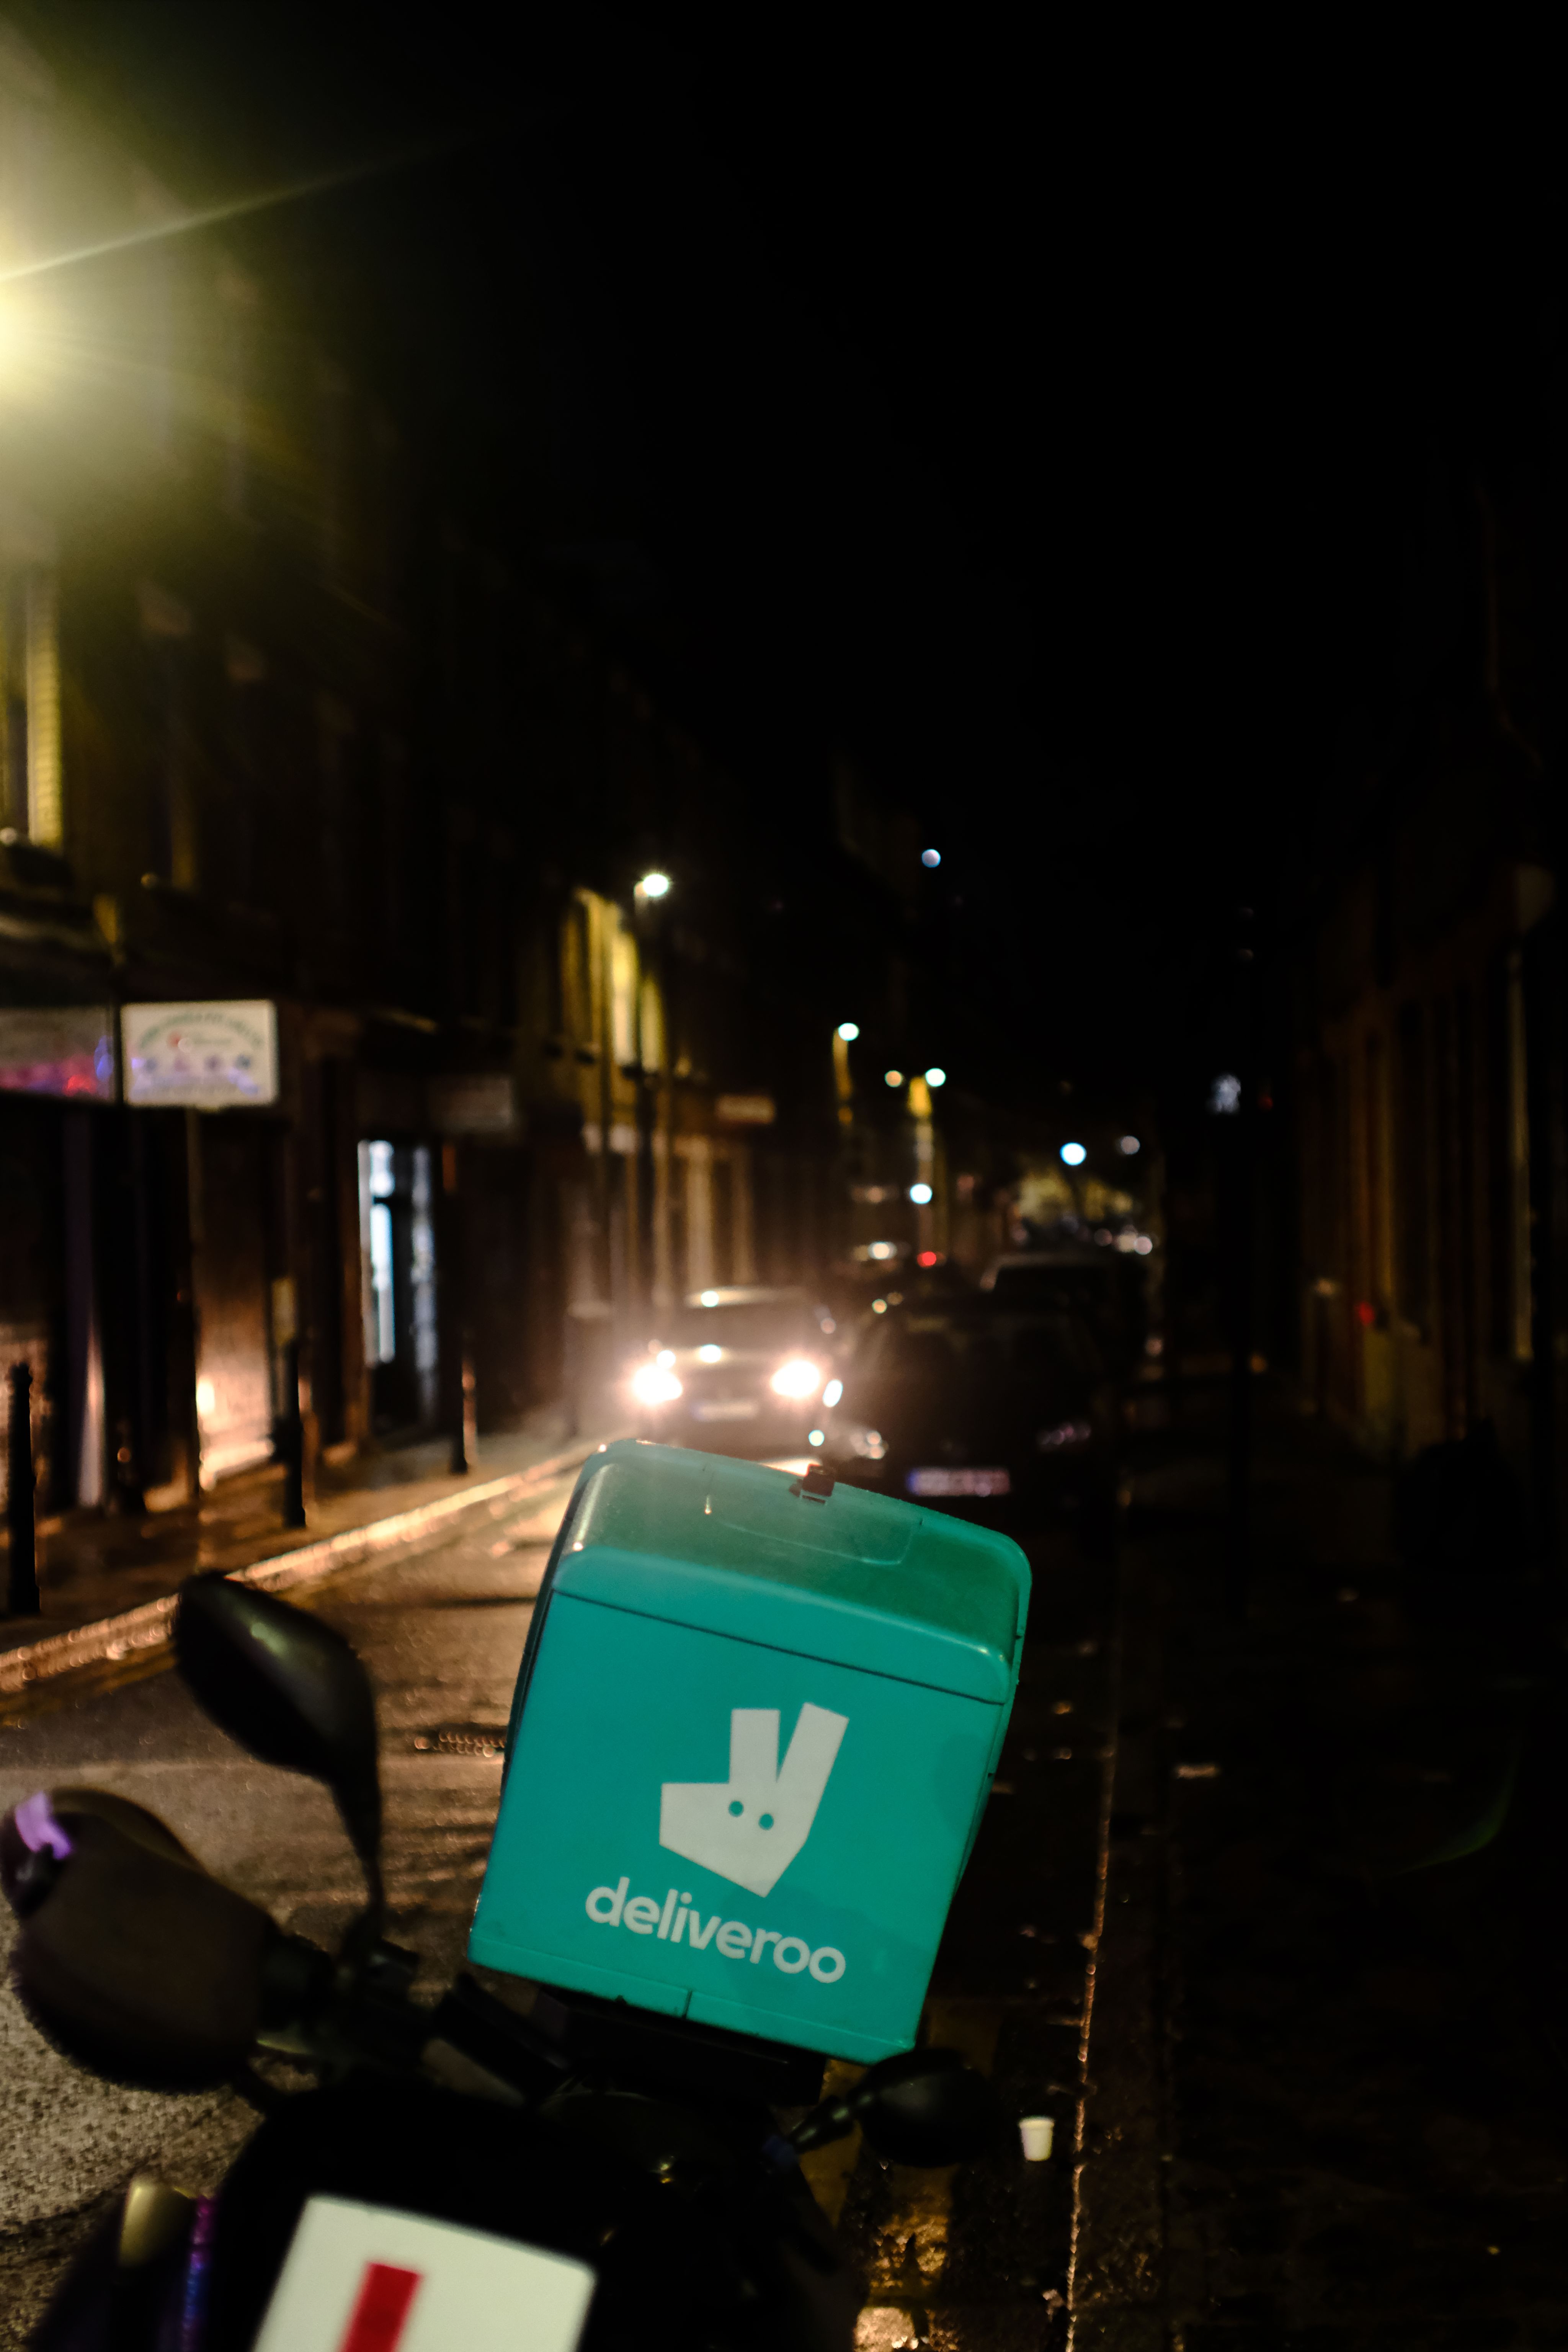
top-left (636, 871), bottom-right (671, 901)
top-left (1060, 1141), bottom-right (1087, 1167)
top-left (833, 1022), bottom-right (858, 1128)
top-left (924, 1067), bottom-right (946, 1088)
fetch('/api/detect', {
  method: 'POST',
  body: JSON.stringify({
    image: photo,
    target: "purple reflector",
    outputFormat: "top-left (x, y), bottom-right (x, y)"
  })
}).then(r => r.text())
top-left (14, 1792), bottom-right (72, 1860)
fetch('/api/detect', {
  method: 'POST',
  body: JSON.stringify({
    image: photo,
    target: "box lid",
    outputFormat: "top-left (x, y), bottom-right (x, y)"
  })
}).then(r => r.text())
top-left (547, 1442), bottom-right (1028, 1705)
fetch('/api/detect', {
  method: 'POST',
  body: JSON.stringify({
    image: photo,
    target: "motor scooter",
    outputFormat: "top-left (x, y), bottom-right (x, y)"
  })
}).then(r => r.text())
top-left (2, 1573), bottom-right (1001, 2351)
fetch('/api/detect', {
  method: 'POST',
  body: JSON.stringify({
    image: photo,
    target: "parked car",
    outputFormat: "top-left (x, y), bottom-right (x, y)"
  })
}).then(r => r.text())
top-left (628, 1285), bottom-right (839, 1454)
top-left (980, 1250), bottom-right (1147, 1381)
top-left (815, 1295), bottom-right (1119, 1545)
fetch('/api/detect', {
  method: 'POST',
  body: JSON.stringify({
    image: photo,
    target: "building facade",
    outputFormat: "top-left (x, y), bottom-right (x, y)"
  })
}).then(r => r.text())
top-left (1, 19), bottom-right (843, 1542)
top-left (1289, 452), bottom-right (1568, 1551)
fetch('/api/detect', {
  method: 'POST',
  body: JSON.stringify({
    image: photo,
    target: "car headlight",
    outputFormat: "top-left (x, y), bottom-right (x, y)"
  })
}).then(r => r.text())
top-left (845, 1424), bottom-right (887, 1461)
top-left (769, 1357), bottom-right (823, 1400)
top-left (1036, 1418), bottom-right (1093, 1450)
top-left (633, 1364), bottom-right (683, 1406)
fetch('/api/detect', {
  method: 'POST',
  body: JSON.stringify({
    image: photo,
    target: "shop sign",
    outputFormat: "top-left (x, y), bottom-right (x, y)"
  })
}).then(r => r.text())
top-left (715, 1094), bottom-right (776, 1125)
top-left (122, 1001), bottom-right (278, 1108)
top-left (428, 1072), bottom-right (518, 1135)
top-left (0, 1006), bottom-right (115, 1101)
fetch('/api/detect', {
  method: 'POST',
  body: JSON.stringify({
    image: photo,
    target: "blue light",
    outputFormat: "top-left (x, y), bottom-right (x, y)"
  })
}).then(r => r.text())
top-left (1060, 1142), bottom-right (1087, 1167)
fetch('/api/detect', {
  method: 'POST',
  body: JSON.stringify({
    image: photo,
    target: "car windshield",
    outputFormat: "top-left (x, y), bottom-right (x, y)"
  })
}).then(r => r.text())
top-left (987, 1261), bottom-right (1115, 1309)
top-left (849, 1307), bottom-right (1098, 1401)
top-left (666, 1300), bottom-right (822, 1351)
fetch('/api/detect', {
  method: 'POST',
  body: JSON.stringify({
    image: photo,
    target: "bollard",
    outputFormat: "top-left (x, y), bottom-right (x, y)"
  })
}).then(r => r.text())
top-left (279, 1336), bottom-right (306, 1529)
top-left (7, 1361), bottom-right (40, 1617)
top-left (455, 1348), bottom-right (478, 1478)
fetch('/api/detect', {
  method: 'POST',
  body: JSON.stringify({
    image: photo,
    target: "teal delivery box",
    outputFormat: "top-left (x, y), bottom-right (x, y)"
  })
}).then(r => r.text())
top-left (469, 1441), bottom-right (1030, 2063)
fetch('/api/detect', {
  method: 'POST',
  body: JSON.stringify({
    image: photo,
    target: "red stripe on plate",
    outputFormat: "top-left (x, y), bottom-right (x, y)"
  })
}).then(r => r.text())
top-left (337, 2262), bottom-right (423, 2352)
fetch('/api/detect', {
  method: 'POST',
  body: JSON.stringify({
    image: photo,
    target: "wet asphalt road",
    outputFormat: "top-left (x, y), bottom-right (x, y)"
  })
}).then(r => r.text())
top-left (0, 1471), bottom-right (1111, 2350)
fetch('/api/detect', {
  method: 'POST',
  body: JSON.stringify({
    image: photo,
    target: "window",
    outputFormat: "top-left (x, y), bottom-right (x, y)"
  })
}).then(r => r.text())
top-left (357, 1142), bottom-right (438, 1423)
top-left (1394, 1004), bottom-right (1430, 1330)
top-left (0, 562), bottom-right (61, 848)
top-left (611, 919), bottom-right (638, 1067)
top-left (1364, 1032), bottom-right (1390, 1310)
top-left (378, 732), bottom-right (408, 962)
top-left (138, 581), bottom-right (193, 886)
top-left (223, 635), bottom-right (267, 905)
top-left (567, 895), bottom-right (595, 1047)
top-left (317, 693), bottom-right (355, 928)
top-left (363, 1141), bottom-right (397, 1367)
top-left (217, 265), bottom-right (259, 519)
top-left (318, 362), bottom-right (351, 587)
top-left (639, 975), bottom-right (664, 1075)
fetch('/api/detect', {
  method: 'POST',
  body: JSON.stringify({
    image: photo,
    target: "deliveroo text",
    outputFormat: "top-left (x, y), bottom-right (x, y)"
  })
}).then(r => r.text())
top-left (585, 1878), bottom-right (846, 1983)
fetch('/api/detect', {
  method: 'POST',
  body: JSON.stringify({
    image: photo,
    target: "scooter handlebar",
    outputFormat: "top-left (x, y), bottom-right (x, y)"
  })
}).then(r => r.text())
top-left (2, 1788), bottom-right (290, 2092)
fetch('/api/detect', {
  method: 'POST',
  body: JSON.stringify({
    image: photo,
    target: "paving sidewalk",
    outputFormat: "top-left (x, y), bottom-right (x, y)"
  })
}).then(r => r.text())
top-left (1, 1409), bottom-right (606, 1708)
top-left (1073, 1383), bottom-right (1568, 2350)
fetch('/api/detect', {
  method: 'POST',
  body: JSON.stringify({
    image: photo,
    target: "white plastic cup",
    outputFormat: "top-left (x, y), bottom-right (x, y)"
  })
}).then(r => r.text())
top-left (1019, 2115), bottom-right (1055, 2163)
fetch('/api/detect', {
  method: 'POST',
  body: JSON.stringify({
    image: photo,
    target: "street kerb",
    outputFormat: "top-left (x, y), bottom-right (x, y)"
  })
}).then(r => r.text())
top-left (0, 1440), bottom-right (604, 1718)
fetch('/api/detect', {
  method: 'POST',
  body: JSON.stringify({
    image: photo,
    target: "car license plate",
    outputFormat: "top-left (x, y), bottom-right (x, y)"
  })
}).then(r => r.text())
top-left (906, 1467), bottom-right (1011, 1498)
top-left (693, 1400), bottom-right (759, 1421)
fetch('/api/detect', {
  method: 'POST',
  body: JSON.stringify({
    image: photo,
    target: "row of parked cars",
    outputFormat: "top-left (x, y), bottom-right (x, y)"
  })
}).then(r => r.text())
top-left (627, 1253), bottom-right (1138, 1548)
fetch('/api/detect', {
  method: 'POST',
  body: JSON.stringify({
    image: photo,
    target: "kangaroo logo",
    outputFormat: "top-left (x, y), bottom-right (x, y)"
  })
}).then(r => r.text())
top-left (660, 1704), bottom-right (848, 1897)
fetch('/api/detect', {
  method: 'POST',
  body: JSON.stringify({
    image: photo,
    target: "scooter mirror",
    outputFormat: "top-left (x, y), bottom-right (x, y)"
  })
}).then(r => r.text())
top-left (854, 2048), bottom-right (1002, 2167)
top-left (175, 1577), bottom-right (382, 1913)
top-left (789, 2046), bottom-right (1003, 2169)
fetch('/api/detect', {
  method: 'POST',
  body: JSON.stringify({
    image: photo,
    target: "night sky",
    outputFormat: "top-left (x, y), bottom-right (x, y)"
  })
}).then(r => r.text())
top-left (13, 7), bottom-right (1563, 1111)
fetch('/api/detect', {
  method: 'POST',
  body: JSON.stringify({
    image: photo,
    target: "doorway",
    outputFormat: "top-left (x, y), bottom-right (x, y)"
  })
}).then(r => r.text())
top-left (358, 1139), bottom-right (439, 1436)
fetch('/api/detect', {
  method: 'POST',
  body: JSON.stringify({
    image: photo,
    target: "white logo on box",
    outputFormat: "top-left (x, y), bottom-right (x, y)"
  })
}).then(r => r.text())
top-left (251, 2195), bottom-right (595, 2352)
top-left (659, 1703), bottom-right (847, 1897)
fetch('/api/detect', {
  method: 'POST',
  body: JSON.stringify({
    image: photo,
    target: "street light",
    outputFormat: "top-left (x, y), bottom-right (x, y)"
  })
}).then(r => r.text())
top-left (908, 1182), bottom-right (933, 1205)
top-left (833, 1023), bottom-right (858, 1129)
top-left (1118, 1135), bottom-right (1141, 1155)
top-left (921, 848), bottom-right (941, 869)
top-left (1060, 1141), bottom-right (1087, 1166)
top-left (637, 871), bottom-right (671, 901)
top-left (924, 1067), bottom-right (946, 1088)
top-left (884, 1069), bottom-right (904, 1088)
